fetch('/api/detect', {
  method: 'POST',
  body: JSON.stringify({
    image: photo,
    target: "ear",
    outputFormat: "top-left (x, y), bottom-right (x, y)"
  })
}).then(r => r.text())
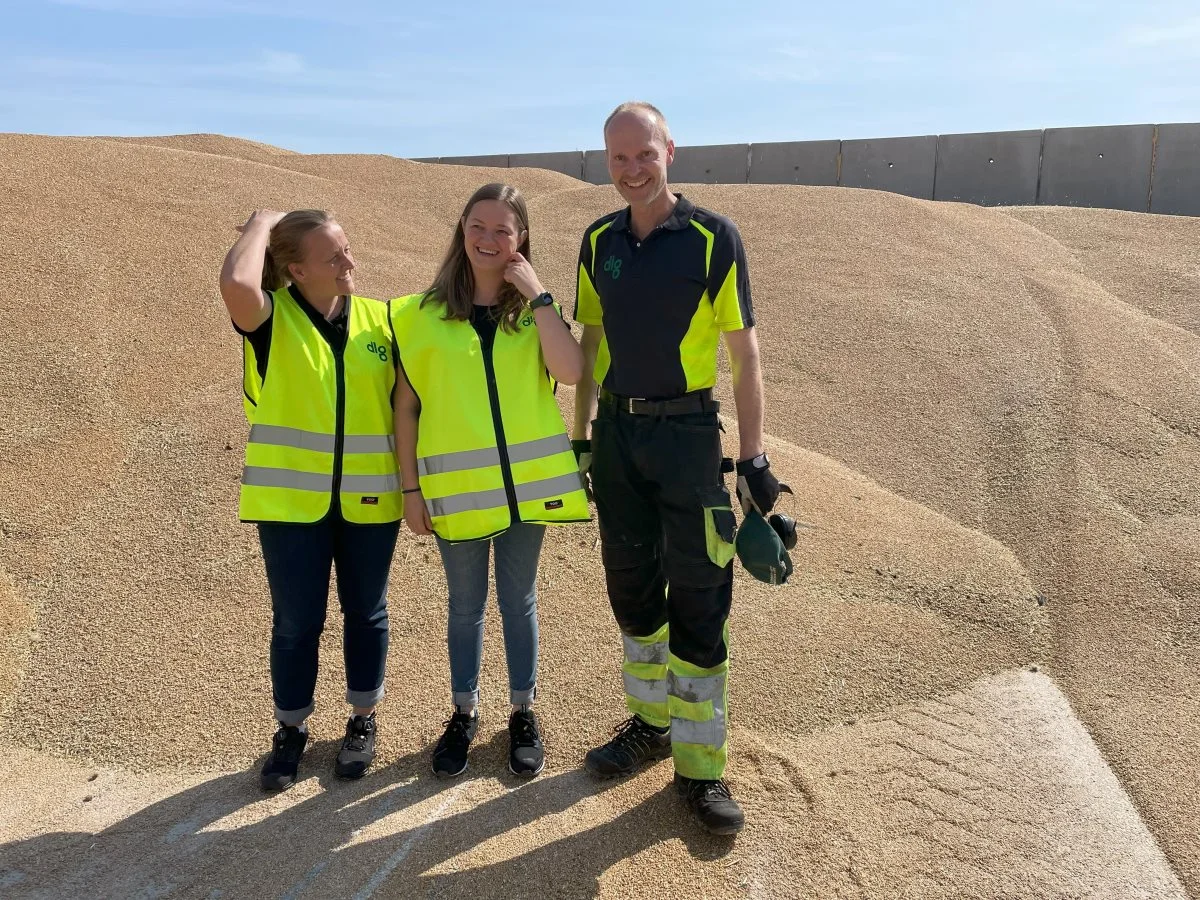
top-left (665, 139), bottom-right (676, 166)
top-left (287, 260), bottom-right (304, 283)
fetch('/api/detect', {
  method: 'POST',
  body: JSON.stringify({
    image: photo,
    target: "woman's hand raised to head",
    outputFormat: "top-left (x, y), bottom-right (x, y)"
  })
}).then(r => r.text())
top-left (502, 253), bottom-right (546, 301)
top-left (235, 208), bottom-right (288, 235)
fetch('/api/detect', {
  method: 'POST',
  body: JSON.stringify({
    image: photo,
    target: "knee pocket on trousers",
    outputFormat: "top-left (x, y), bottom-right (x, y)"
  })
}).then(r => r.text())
top-left (602, 541), bottom-right (658, 571)
top-left (665, 560), bottom-right (731, 590)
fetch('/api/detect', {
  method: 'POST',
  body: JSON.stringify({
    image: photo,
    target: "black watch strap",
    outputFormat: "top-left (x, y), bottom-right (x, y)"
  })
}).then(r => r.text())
top-left (529, 291), bottom-right (554, 309)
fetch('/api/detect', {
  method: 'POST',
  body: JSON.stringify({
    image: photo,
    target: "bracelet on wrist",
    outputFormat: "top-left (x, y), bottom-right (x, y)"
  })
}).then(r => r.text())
top-left (402, 487), bottom-right (422, 494)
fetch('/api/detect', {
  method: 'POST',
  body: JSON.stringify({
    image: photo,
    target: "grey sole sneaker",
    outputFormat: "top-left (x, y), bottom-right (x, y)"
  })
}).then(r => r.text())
top-left (432, 710), bottom-right (478, 778)
top-left (334, 714), bottom-right (376, 780)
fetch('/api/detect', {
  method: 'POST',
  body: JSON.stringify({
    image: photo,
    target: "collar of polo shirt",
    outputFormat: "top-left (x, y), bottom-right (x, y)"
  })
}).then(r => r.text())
top-left (611, 193), bottom-right (696, 234)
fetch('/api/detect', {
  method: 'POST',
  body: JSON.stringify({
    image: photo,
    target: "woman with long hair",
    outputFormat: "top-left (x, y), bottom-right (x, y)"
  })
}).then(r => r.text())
top-left (220, 209), bottom-right (401, 791)
top-left (390, 183), bottom-right (587, 778)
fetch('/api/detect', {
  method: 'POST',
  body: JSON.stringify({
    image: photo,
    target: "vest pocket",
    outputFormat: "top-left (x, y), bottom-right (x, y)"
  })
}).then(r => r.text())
top-left (698, 485), bottom-right (737, 568)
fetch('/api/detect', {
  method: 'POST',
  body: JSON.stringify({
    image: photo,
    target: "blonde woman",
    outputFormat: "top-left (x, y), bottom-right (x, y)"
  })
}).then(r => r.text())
top-left (391, 184), bottom-right (587, 778)
top-left (220, 209), bottom-right (401, 791)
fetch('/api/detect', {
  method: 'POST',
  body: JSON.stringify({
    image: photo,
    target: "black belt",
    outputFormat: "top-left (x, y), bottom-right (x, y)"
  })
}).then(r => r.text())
top-left (597, 388), bottom-right (719, 417)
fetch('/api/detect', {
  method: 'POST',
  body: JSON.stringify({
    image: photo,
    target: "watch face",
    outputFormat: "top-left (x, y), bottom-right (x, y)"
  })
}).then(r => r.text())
top-left (532, 292), bottom-right (553, 308)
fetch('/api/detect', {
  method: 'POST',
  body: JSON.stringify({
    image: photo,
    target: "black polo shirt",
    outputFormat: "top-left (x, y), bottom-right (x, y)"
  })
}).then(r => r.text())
top-left (574, 194), bottom-right (753, 400)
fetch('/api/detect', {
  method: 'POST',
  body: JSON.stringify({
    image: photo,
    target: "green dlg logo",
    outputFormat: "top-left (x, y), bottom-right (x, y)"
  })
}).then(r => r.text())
top-left (365, 340), bottom-right (388, 362)
top-left (520, 314), bottom-right (534, 328)
top-left (603, 255), bottom-right (622, 280)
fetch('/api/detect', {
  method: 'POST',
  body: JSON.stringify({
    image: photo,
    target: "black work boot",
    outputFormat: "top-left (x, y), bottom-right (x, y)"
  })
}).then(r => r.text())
top-left (508, 707), bottom-right (545, 777)
top-left (260, 723), bottom-right (308, 792)
top-left (675, 774), bottom-right (745, 835)
top-left (334, 713), bottom-right (377, 779)
top-left (432, 709), bottom-right (478, 778)
top-left (584, 715), bottom-right (672, 777)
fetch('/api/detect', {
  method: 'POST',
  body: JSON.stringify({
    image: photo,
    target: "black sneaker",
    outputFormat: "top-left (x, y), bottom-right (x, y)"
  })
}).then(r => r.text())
top-left (260, 723), bottom-right (308, 792)
top-left (334, 713), bottom-right (376, 779)
top-left (508, 707), bottom-right (545, 778)
top-left (583, 715), bottom-right (672, 778)
top-left (675, 774), bottom-right (745, 835)
top-left (432, 709), bottom-right (478, 778)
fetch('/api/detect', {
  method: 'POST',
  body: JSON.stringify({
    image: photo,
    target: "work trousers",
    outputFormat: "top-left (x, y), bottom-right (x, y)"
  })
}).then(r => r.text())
top-left (591, 401), bottom-right (736, 779)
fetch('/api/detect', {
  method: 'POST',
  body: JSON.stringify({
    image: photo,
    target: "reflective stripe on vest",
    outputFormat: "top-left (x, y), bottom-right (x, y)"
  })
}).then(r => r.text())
top-left (238, 289), bottom-right (401, 524)
top-left (390, 293), bottom-right (589, 541)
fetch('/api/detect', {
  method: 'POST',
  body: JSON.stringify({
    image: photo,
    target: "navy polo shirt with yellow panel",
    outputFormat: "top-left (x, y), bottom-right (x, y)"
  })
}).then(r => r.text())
top-left (574, 194), bottom-right (754, 400)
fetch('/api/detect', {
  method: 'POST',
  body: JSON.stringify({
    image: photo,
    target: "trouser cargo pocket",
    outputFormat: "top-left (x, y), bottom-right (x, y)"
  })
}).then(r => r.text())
top-left (698, 485), bottom-right (737, 568)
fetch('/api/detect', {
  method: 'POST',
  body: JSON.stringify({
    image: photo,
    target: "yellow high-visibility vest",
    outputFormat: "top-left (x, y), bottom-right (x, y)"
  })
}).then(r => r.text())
top-left (389, 293), bottom-right (589, 542)
top-left (239, 286), bottom-right (402, 524)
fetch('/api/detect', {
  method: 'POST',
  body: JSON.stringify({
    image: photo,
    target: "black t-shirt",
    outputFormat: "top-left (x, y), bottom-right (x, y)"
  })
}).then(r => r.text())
top-left (234, 285), bottom-right (349, 379)
top-left (470, 302), bottom-right (502, 350)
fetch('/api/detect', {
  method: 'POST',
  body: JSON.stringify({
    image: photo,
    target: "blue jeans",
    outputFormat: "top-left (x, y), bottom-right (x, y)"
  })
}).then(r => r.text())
top-left (258, 517), bottom-right (399, 725)
top-left (435, 522), bottom-right (545, 708)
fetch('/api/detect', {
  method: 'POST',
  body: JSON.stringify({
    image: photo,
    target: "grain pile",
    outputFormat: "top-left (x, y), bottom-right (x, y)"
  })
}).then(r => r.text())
top-left (0, 134), bottom-right (1195, 899)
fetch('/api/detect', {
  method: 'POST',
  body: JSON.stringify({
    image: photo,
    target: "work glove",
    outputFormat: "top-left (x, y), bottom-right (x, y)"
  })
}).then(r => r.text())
top-left (735, 453), bottom-right (784, 517)
top-left (572, 439), bottom-right (593, 498)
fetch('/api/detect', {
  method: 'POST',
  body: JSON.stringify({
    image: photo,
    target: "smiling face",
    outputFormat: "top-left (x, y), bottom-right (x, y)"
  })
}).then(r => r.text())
top-left (605, 109), bottom-right (675, 210)
top-left (289, 222), bottom-right (355, 297)
top-left (462, 199), bottom-right (526, 275)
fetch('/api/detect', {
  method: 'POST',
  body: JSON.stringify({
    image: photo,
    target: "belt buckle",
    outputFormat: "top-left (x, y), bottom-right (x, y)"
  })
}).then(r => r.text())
top-left (627, 397), bottom-right (642, 414)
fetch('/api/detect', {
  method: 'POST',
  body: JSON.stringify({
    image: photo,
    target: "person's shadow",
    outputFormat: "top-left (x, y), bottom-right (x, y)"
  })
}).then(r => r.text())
top-left (0, 735), bottom-right (733, 899)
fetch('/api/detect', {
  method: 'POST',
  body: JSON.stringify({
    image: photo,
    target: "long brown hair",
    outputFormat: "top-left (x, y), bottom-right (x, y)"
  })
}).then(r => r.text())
top-left (262, 209), bottom-right (334, 292)
top-left (422, 184), bottom-right (531, 333)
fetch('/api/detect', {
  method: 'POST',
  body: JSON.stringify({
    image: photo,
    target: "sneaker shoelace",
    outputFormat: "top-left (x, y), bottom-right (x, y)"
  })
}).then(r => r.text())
top-left (344, 717), bottom-right (373, 753)
top-left (510, 712), bottom-right (540, 747)
top-left (610, 716), bottom-right (661, 761)
top-left (441, 714), bottom-right (474, 750)
top-left (686, 778), bottom-right (733, 803)
top-left (273, 727), bottom-right (304, 762)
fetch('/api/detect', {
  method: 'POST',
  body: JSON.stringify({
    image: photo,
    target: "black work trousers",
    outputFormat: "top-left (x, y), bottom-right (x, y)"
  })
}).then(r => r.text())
top-left (591, 404), bottom-right (734, 669)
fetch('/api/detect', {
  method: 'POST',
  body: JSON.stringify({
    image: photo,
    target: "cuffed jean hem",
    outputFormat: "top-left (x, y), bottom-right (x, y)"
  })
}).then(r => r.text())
top-left (347, 685), bottom-right (385, 708)
top-left (510, 687), bottom-right (536, 707)
top-left (453, 690), bottom-right (480, 709)
top-left (275, 701), bottom-right (314, 727)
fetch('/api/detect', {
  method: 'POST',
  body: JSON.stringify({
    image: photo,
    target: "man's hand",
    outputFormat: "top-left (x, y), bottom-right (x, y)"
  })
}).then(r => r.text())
top-left (735, 454), bottom-right (782, 516)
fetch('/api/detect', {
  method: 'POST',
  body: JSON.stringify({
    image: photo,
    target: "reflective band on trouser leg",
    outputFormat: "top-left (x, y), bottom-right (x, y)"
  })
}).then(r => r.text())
top-left (667, 652), bottom-right (729, 780)
top-left (621, 622), bottom-right (669, 728)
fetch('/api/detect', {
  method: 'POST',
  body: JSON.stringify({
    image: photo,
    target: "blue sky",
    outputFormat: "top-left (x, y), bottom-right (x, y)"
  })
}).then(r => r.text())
top-left (1, 1), bottom-right (1196, 157)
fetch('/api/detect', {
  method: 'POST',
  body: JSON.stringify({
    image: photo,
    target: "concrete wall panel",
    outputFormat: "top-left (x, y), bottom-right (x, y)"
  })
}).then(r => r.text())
top-left (934, 130), bottom-right (1042, 206)
top-left (583, 149), bottom-right (609, 185)
top-left (509, 150), bottom-right (584, 179)
top-left (749, 140), bottom-right (840, 185)
top-left (840, 135), bottom-right (936, 199)
top-left (669, 143), bottom-right (750, 184)
top-left (410, 157), bottom-right (440, 163)
top-left (437, 154), bottom-right (510, 168)
top-left (1150, 123), bottom-right (1200, 216)
top-left (1039, 125), bottom-right (1154, 212)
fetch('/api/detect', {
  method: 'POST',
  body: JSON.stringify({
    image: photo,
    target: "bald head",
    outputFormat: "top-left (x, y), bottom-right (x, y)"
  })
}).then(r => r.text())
top-left (603, 101), bottom-right (672, 144)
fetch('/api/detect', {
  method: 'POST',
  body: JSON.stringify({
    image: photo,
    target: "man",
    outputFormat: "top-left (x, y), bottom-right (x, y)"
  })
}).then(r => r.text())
top-left (572, 101), bottom-right (781, 835)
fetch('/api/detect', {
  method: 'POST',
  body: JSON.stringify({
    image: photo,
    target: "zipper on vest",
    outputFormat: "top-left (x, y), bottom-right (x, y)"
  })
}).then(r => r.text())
top-left (330, 326), bottom-right (348, 513)
top-left (480, 339), bottom-right (520, 523)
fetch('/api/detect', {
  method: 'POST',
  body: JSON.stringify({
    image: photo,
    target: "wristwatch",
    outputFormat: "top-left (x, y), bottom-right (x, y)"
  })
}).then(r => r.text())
top-left (529, 291), bottom-right (555, 310)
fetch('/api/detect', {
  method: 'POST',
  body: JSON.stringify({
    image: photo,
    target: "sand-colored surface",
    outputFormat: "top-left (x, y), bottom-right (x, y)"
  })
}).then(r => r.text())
top-left (0, 133), bottom-right (1196, 898)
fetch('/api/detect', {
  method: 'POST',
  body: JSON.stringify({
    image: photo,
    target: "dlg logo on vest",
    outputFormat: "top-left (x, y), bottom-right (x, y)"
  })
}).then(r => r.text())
top-left (603, 255), bottom-right (622, 280)
top-left (365, 341), bottom-right (388, 362)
